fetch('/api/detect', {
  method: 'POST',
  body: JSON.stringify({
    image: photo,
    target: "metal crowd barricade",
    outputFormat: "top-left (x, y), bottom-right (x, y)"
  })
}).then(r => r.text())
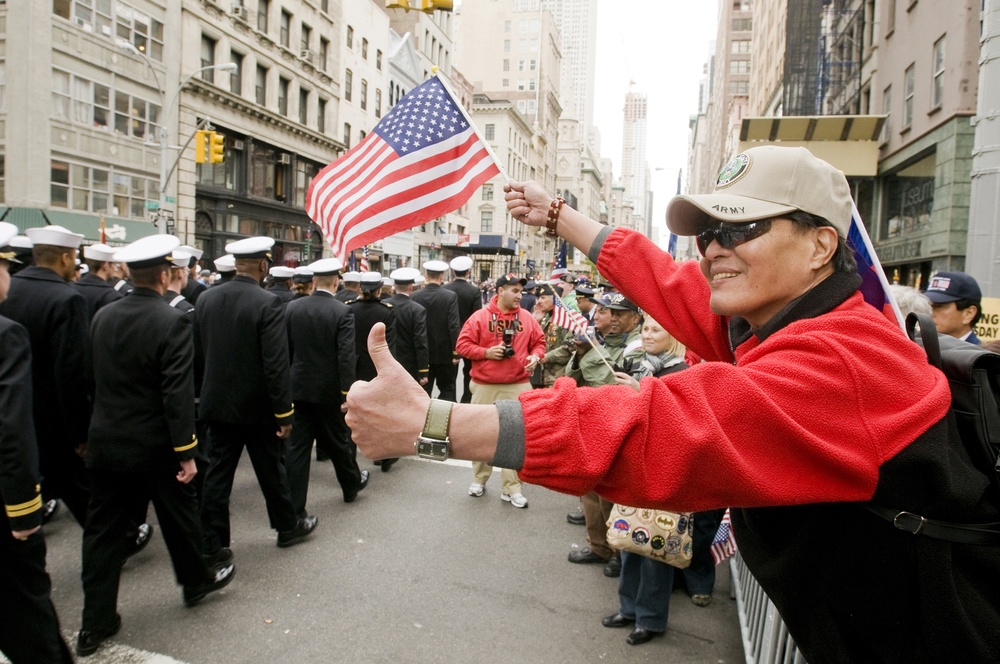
top-left (729, 552), bottom-right (807, 664)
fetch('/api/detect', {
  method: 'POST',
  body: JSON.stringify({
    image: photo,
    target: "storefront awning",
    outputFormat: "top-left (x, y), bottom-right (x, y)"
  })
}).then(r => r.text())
top-left (440, 233), bottom-right (517, 255)
top-left (738, 115), bottom-right (887, 177)
top-left (0, 208), bottom-right (159, 246)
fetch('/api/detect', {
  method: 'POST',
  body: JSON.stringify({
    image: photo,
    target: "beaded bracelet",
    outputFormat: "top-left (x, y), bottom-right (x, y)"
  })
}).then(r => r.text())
top-left (545, 196), bottom-right (565, 239)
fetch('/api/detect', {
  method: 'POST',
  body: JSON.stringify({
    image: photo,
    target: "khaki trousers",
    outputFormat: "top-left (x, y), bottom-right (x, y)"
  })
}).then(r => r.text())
top-left (469, 380), bottom-right (531, 495)
top-left (582, 491), bottom-right (615, 560)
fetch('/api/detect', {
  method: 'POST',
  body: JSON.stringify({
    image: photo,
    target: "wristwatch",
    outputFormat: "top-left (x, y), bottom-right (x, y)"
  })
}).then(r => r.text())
top-left (414, 399), bottom-right (453, 461)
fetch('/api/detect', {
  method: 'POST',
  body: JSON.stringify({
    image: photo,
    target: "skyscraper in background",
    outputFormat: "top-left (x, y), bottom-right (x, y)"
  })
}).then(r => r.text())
top-left (540, 0), bottom-right (598, 133)
top-left (622, 90), bottom-right (650, 234)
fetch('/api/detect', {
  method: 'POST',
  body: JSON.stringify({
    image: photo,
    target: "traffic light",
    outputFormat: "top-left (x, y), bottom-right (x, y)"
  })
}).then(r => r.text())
top-left (208, 132), bottom-right (225, 164)
top-left (385, 0), bottom-right (410, 10)
top-left (194, 130), bottom-right (209, 164)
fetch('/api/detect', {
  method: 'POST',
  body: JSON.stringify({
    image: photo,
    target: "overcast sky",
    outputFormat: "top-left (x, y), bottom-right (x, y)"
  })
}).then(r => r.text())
top-left (592, 1), bottom-right (719, 241)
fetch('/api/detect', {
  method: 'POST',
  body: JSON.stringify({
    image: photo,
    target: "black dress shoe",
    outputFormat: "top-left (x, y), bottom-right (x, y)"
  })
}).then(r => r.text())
top-left (568, 548), bottom-right (609, 564)
top-left (626, 627), bottom-right (664, 646)
top-left (76, 613), bottom-right (122, 657)
top-left (183, 562), bottom-right (236, 607)
top-left (125, 523), bottom-right (154, 559)
top-left (601, 612), bottom-right (635, 628)
top-left (202, 547), bottom-right (234, 568)
top-left (42, 499), bottom-right (59, 524)
top-left (344, 470), bottom-right (370, 503)
top-left (277, 515), bottom-right (318, 548)
top-left (603, 555), bottom-right (622, 578)
top-left (380, 457), bottom-right (398, 472)
top-left (566, 511), bottom-right (586, 525)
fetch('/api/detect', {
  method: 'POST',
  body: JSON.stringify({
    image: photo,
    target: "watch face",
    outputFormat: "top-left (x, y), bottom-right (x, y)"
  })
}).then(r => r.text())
top-left (416, 438), bottom-right (449, 460)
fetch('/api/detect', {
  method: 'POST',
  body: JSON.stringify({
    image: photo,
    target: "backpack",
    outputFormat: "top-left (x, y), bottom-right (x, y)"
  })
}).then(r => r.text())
top-left (867, 312), bottom-right (1000, 544)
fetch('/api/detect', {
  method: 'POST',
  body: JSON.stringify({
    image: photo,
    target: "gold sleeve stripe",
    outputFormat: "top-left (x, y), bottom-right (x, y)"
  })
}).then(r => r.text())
top-left (6, 494), bottom-right (42, 518)
top-left (341, 390), bottom-right (349, 395)
top-left (419, 369), bottom-right (429, 373)
top-left (174, 437), bottom-right (198, 452)
top-left (275, 408), bottom-right (294, 419)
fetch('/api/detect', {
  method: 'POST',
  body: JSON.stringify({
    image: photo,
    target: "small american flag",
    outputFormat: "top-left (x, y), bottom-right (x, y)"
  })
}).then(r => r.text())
top-left (847, 203), bottom-right (904, 331)
top-left (552, 295), bottom-right (589, 336)
top-left (307, 75), bottom-right (500, 262)
top-left (710, 508), bottom-right (738, 565)
top-left (360, 245), bottom-right (370, 272)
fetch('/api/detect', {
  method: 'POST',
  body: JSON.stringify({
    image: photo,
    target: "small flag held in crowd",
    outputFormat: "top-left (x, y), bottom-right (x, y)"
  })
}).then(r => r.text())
top-left (360, 245), bottom-right (370, 272)
top-left (307, 75), bottom-right (501, 262)
top-left (710, 508), bottom-right (738, 565)
top-left (847, 204), bottom-right (905, 332)
top-left (552, 295), bottom-right (589, 336)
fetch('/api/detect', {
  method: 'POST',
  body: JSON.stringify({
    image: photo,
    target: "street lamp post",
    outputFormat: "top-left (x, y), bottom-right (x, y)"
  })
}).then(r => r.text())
top-left (118, 40), bottom-right (236, 235)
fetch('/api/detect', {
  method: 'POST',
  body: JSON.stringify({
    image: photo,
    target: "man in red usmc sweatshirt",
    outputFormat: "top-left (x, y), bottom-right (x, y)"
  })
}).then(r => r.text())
top-left (455, 273), bottom-right (545, 508)
top-left (346, 146), bottom-right (1000, 663)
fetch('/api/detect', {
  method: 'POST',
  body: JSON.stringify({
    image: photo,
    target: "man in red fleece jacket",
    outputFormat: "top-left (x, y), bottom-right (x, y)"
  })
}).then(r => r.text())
top-left (455, 273), bottom-right (545, 508)
top-left (346, 146), bottom-right (1000, 663)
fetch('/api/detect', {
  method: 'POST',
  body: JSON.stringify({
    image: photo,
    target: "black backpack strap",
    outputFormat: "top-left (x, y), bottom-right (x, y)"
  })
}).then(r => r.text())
top-left (905, 312), bottom-right (942, 368)
top-left (867, 505), bottom-right (1000, 544)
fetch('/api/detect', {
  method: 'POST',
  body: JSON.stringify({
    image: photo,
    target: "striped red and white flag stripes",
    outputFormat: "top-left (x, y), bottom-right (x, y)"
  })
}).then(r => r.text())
top-left (552, 296), bottom-right (589, 336)
top-left (306, 76), bottom-right (500, 262)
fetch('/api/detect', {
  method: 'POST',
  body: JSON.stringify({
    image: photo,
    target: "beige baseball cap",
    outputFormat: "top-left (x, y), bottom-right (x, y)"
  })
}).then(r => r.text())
top-left (667, 146), bottom-right (853, 238)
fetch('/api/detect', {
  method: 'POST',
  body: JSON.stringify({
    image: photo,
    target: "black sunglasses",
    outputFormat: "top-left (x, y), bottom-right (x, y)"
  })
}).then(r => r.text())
top-left (696, 219), bottom-right (773, 256)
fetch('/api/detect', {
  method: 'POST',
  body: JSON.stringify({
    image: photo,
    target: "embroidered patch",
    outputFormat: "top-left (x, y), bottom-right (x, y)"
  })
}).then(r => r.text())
top-left (716, 152), bottom-right (752, 188)
top-left (654, 513), bottom-right (677, 531)
top-left (631, 527), bottom-right (650, 546)
top-left (650, 535), bottom-right (666, 551)
top-left (611, 519), bottom-right (631, 537)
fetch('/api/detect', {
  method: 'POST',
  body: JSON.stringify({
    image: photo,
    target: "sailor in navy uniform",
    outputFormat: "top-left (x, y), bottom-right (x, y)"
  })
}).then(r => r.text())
top-left (78, 235), bottom-right (234, 658)
top-left (196, 237), bottom-right (316, 559)
top-left (285, 258), bottom-right (367, 510)
top-left (444, 256), bottom-right (482, 403)
top-left (179, 245), bottom-right (206, 304)
top-left (73, 243), bottom-right (123, 323)
top-left (386, 267), bottom-right (430, 386)
top-left (292, 266), bottom-right (314, 299)
top-left (0, 222), bottom-right (75, 664)
top-left (266, 265), bottom-right (296, 304)
top-left (413, 260), bottom-right (461, 402)
top-left (336, 271), bottom-right (363, 302)
top-left (212, 254), bottom-right (236, 285)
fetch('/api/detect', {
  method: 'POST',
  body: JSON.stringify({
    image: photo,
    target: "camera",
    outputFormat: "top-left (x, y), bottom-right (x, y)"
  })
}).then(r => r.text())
top-left (502, 328), bottom-right (516, 358)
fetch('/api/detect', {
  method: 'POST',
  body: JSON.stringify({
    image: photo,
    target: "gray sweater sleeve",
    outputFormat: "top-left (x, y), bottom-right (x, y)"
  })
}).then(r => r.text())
top-left (491, 229), bottom-right (612, 471)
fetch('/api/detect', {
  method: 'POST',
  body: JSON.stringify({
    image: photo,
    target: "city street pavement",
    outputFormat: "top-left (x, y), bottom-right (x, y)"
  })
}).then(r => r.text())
top-left (39, 454), bottom-right (745, 664)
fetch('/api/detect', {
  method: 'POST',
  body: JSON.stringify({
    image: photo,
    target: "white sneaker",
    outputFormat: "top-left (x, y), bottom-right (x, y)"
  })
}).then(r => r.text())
top-left (502, 492), bottom-right (528, 508)
top-left (468, 483), bottom-right (485, 497)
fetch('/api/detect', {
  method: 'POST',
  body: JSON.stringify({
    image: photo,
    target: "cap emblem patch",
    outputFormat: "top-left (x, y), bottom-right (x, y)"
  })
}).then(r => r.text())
top-left (716, 152), bottom-right (752, 188)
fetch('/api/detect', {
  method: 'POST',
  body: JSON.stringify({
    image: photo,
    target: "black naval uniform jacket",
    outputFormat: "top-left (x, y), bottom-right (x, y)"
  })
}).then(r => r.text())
top-left (285, 290), bottom-right (357, 405)
top-left (444, 277), bottom-right (482, 328)
top-left (349, 297), bottom-right (396, 382)
top-left (267, 283), bottom-right (295, 304)
top-left (412, 283), bottom-right (461, 364)
top-left (335, 288), bottom-right (361, 303)
top-left (195, 275), bottom-right (294, 427)
top-left (0, 266), bottom-right (91, 449)
top-left (87, 289), bottom-right (198, 471)
top-left (385, 293), bottom-right (429, 380)
top-left (0, 317), bottom-right (43, 531)
top-left (181, 278), bottom-right (206, 304)
top-left (72, 273), bottom-right (123, 323)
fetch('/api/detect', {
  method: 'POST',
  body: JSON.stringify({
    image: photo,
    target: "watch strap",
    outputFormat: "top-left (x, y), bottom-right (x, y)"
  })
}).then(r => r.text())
top-left (422, 399), bottom-right (453, 440)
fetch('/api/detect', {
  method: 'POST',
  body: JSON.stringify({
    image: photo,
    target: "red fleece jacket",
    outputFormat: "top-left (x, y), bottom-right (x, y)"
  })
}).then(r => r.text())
top-left (516, 227), bottom-right (952, 511)
top-left (456, 297), bottom-right (546, 385)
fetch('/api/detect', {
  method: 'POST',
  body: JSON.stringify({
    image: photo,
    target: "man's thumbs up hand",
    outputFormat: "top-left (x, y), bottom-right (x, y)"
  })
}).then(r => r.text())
top-left (346, 323), bottom-right (429, 460)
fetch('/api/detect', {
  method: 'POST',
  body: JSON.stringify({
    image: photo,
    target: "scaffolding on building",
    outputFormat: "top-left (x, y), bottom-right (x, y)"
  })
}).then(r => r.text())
top-left (818, 0), bottom-right (865, 115)
top-left (784, 0), bottom-right (825, 115)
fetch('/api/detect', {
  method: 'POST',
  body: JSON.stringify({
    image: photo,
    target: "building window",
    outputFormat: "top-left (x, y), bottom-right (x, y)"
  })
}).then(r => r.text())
top-left (518, 60), bottom-right (525, 72)
top-left (887, 0), bottom-right (896, 35)
top-left (504, 40), bottom-right (510, 52)
top-left (229, 51), bottom-right (243, 95)
top-left (375, 89), bottom-right (382, 117)
top-left (730, 59), bottom-right (750, 75)
top-left (301, 23), bottom-right (311, 52)
top-left (299, 87), bottom-right (308, 125)
top-left (481, 210), bottom-right (493, 232)
top-left (360, 79), bottom-right (368, 110)
top-left (484, 124), bottom-right (495, 141)
top-left (376, 49), bottom-right (382, 71)
top-left (294, 159), bottom-right (319, 207)
top-left (503, 59), bottom-right (510, 72)
top-left (51, 159), bottom-right (154, 220)
top-left (343, 123), bottom-right (351, 149)
top-left (320, 37), bottom-right (329, 71)
top-left (931, 36), bottom-right (945, 109)
top-left (255, 65), bottom-right (267, 106)
top-left (51, 69), bottom-right (159, 141)
top-left (0, 62), bottom-right (5, 113)
top-left (732, 40), bottom-right (750, 54)
top-left (729, 80), bottom-right (749, 94)
top-left (482, 183), bottom-right (493, 201)
top-left (200, 35), bottom-right (216, 83)
top-left (278, 77), bottom-right (289, 115)
top-left (882, 85), bottom-right (892, 142)
top-left (903, 64), bottom-right (914, 129)
top-left (362, 38), bottom-right (368, 59)
top-left (504, 20), bottom-right (511, 33)
top-left (346, 25), bottom-right (353, 49)
top-left (280, 10), bottom-right (290, 48)
top-left (257, 0), bottom-right (269, 33)
top-left (321, 0), bottom-right (328, 12)
top-left (502, 78), bottom-right (509, 88)
top-left (344, 69), bottom-right (352, 101)
top-left (732, 17), bottom-right (752, 31)
top-left (318, 97), bottom-right (327, 133)
top-left (115, 4), bottom-right (165, 61)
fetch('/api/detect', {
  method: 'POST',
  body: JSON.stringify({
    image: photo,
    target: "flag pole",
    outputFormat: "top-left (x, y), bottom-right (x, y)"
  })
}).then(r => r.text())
top-left (550, 286), bottom-right (616, 375)
top-left (432, 67), bottom-right (511, 184)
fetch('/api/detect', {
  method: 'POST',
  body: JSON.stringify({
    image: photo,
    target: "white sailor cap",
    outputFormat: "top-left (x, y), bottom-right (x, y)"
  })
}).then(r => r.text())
top-left (381, 276), bottom-right (394, 287)
top-left (0, 222), bottom-right (20, 263)
top-left (78, 263), bottom-right (89, 274)
top-left (170, 250), bottom-right (191, 269)
top-left (269, 266), bottom-right (295, 279)
top-left (292, 266), bottom-right (314, 282)
top-left (225, 236), bottom-right (275, 261)
top-left (423, 260), bottom-right (449, 273)
top-left (214, 254), bottom-right (236, 272)
top-left (415, 274), bottom-right (425, 285)
top-left (25, 225), bottom-right (84, 249)
top-left (177, 245), bottom-right (204, 261)
top-left (83, 243), bottom-right (117, 262)
top-left (8, 235), bottom-right (32, 250)
top-left (309, 258), bottom-right (344, 276)
top-left (359, 271), bottom-right (384, 291)
top-left (450, 255), bottom-right (473, 272)
top-left (341, 271), bottom-right (362, 283)
top-left (114, 234), bottom-right (181, 269)
top-left (390, 267), bottom-right (421, 284)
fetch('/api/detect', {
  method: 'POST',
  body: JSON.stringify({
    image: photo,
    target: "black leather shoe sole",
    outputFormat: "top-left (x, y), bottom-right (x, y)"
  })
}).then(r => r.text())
top-left (77, 614), bottom-right (122, 657)
top-left (344, 470), bottom-right (370, 503)
top-left (603, 557), bottom-right (622, 577)
top-left (568, 549), bottom-right (609, 564)
top-left (125, 523), bottom-right (154, 559)
top-left (203, 547), bottom-right (234, 568)
top-left (626, 627), bottom-right (664, 645)
top-left (183, 563), bottom-right (236, 607)
top-left (601, 612), bottom-right (635, 628)
top-left (277, 515), bottom-right (318, 548)
top-left (380, 458), bottom-right (398, 472)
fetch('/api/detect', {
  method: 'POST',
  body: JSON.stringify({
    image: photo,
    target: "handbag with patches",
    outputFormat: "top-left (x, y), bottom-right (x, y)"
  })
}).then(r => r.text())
top-left (606, 505), bottom-right (694, 568)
